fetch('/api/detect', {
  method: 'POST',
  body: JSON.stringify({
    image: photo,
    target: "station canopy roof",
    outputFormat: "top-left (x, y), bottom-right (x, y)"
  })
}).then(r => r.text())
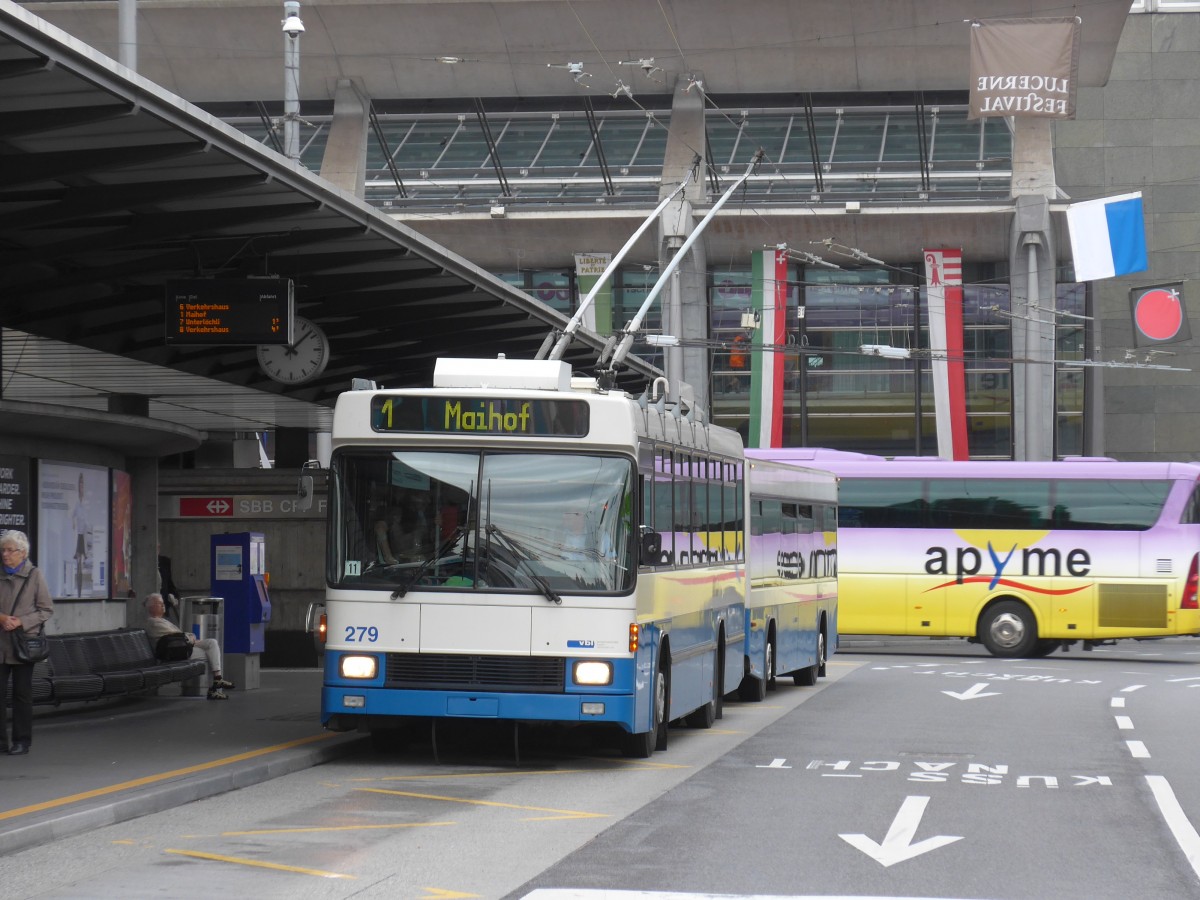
top-left (0, 1), bottom-right (658, 439)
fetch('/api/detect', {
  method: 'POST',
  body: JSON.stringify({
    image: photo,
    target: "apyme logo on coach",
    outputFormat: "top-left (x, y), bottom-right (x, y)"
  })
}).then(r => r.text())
top-left (922, 533), bottom-right (1092, 595)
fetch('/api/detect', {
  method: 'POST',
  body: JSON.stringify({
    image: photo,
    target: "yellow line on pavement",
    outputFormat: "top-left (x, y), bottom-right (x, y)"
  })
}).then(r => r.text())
top-left (364, 758), bottom-right (688, 784)
top-left (220, 821), bottom-right (455, 836)
top-left (165, 848), bottom-right (355, 879)
top-left (367, 768), bottom-right (590, 782)
top-left (357, 787), bottom-right (607, 820)
top-left (0, 733), bottom-right (339, 822)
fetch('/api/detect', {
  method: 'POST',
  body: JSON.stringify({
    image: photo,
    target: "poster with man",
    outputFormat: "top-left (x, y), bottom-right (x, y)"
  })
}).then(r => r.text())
top-left (37, 461), bottom-right (110, 599)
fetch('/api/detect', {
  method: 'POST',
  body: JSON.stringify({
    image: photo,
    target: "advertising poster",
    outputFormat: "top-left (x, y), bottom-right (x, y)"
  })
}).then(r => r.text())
top-left (0, 455), bottom-right (31, 537)
top-left (37, 461), bottom-right (110, 599)
top-left (112, 469), bottom-right (134, 597)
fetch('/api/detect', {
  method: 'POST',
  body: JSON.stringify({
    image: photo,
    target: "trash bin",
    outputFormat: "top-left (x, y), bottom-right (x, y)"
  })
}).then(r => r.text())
top-left (180, 596), bottom-right (224, 696)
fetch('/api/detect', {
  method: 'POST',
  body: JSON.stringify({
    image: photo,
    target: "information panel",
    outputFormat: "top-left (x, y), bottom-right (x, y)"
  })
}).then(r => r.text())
top-left (165, 278), bottom-right (293, 346)
top-left (37, 461), bottom-right (110, 600)
top-left (0, 454), bottom-right (30, 534)
top-left (371, 395), bottom-right (589, 437)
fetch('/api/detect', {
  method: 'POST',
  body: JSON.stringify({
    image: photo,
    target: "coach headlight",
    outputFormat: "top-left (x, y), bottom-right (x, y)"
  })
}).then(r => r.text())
top-left (573, 660), bottom-right (612, 686)
top-left (340, 655), bottom-right (378, 679)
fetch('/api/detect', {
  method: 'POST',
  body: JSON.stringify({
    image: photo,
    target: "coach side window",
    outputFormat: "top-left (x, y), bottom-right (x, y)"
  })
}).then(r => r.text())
top-left (1180, 484), bottom-right (1200, 524)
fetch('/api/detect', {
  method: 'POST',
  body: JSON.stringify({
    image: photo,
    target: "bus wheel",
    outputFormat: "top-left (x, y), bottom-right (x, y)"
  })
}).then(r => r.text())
top-left (980, 601), bottom-right (1038, 657)
top-left (795, 630), bottom-right (823, 686)
top-left (738, 657), bottom-right (767, 702)
top-left (764, 634), bottom-right (777, 692)
top-left (687, 648), bottom-right (721, 728)
top-left (623, 657), bottom-right (668, 757)
top-left (653, 659), bottom-right (671, 752)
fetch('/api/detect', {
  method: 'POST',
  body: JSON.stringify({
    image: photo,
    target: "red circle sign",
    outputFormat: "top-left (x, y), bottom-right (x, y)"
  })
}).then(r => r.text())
top-left (1134, 288), bottom-right (1183, 341)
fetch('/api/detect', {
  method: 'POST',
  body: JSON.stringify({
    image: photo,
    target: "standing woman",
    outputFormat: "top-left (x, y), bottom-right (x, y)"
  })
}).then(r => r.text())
top-left (0, 530), bottom-right (54, 756)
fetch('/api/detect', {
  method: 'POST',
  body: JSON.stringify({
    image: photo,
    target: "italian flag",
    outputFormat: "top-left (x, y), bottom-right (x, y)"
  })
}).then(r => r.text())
top-left (747, 249), bottom-right (788, 448)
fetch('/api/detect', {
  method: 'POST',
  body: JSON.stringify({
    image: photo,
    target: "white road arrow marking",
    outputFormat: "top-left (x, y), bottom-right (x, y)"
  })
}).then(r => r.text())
top-left (839, 795), bottom-right (963, 867)
top-left (941, 682), bottom-right (1000, 700)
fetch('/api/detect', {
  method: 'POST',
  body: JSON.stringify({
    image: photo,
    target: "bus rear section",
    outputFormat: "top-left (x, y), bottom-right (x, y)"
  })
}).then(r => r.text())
top-left (738, 458), bottom-right (839, 699)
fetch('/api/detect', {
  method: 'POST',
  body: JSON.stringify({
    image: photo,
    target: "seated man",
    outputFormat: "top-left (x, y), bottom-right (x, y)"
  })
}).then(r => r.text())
top-left (144, 593), bottom-right (235, 700)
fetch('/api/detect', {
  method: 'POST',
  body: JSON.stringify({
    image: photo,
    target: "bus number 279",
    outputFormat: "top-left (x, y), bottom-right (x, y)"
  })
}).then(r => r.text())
top-left (344, 626), bottom-right (379, 643)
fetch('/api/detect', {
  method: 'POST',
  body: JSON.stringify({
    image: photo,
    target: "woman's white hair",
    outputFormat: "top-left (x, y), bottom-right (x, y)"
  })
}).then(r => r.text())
top-left (0, 530), bottom-right (30, 553)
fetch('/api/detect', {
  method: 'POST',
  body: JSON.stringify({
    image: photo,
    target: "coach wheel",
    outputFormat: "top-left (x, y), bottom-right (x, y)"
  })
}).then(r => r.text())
top-left (816, 628), bottom-right (828, 677)
top-left (1030, 639), bottom-right (1060, 657)
top-left (980, 600), bottom-right (1039, 658)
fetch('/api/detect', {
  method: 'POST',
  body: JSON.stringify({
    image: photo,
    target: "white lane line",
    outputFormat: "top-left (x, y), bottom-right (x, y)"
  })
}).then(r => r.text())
top-left (1111, 697), bottom-right (1126, 708)
top-left (1114, 716), bottom-right (1134, 730)
top-left (1127, 740), bottom-right (1151, 758)
top-left (1146, 775), bottom-right (1200, 882)
top-left (1121, 685), bottom-right (1146, 693)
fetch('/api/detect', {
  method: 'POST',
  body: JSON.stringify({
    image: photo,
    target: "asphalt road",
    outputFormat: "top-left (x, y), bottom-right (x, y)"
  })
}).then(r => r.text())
top-left (4, 636), bottom-right (1200, 900)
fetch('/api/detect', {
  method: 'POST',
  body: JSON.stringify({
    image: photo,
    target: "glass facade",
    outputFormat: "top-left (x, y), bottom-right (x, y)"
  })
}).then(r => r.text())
top-left (496, 261), bottom-right (1085, 461)
top-left (213, 94), bottom-right (1080, 459)
top-left (223, 96), bottom-right (1012, 211)
top-left (706, 267), bottom-right (1084, 460)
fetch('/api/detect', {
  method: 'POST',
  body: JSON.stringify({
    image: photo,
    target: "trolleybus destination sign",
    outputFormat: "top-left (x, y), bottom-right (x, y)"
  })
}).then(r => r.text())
top-left (370, 395), bottom-right (589, 436)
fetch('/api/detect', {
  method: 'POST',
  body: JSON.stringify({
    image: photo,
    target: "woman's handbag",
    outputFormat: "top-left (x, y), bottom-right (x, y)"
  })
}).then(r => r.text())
top-left (6, 565), bottom-right (50, 664)
top-left (12, 624), bottom-right (49, 664)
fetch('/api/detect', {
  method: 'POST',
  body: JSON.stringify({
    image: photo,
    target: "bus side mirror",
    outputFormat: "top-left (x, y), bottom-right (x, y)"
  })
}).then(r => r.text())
top-left (640, 531), bottom-right (662, 564)
top-left (297, 474), bottom-right (314, 512)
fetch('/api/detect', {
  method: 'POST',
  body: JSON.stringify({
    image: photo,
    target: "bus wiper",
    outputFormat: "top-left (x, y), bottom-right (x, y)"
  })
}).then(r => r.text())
top-left (486, 523), bottom-right (561, 605)
top-left (391, 524), bottom-right (466, 600)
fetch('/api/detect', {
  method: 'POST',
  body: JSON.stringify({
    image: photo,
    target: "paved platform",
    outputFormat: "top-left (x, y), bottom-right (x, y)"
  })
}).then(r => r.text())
top-left (0, 668), bottom-right (367, 857)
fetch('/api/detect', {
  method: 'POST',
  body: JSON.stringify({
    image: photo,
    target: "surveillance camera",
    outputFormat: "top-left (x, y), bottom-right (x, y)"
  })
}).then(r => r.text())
top-left (282, 13), bottom-right (305, 35)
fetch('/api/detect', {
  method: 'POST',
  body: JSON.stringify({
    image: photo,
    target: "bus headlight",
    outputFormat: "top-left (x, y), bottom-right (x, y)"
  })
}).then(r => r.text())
top-left (573, 660), bottom-right (612, 686)
top-left (340, 655), bottom-right (378, 679)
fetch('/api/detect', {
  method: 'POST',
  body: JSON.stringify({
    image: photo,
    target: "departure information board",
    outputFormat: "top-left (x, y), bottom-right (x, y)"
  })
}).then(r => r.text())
top-left (165, 279), bottom-right (293, 346)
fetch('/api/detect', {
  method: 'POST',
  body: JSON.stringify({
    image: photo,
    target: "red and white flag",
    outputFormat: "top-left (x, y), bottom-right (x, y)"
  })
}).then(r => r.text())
top-left (924, 249), bottom-right (968, 460)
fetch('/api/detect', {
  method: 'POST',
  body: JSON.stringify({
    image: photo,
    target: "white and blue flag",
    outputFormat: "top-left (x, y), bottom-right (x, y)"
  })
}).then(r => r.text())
top-left (1065, 191), bottom-right (1148, 281)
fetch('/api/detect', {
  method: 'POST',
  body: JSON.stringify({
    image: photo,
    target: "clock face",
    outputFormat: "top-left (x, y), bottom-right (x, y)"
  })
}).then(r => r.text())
top-left (257, 316), bottom-right (330, 385)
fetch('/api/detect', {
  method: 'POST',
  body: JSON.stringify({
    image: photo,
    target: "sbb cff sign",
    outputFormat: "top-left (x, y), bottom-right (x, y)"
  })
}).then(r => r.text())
top-left (179, 498), bottom-right (233, 517)
top-left (169, 495), bottom-right (325, 520)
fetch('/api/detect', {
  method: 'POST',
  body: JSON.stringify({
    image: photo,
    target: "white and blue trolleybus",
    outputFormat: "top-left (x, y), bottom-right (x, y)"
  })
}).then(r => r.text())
top-left (321, 356), bottom-right (748, 756)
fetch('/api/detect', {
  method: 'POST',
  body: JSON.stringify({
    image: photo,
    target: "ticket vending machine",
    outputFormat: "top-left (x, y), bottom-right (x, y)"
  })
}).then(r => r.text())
top-left (210, 532), bottom-right (272, 690)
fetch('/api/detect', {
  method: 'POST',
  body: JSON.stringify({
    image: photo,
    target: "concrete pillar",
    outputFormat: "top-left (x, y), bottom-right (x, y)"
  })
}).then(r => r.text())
top-left (658, 74), bottom-right (709, 411)
top-left (129, 456), bottom-right (159, 627)
top-left (319, 78), bottom-right (370, 197)
top-left (1009, 194), bottom-right (1057, 461)
top-left (1011, 118), bottom-right (1057, 198)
